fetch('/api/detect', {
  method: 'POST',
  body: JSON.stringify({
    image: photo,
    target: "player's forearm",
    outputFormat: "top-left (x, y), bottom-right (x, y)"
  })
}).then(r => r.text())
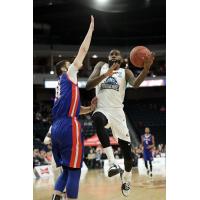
top-left (132, 69), bottom-right (149, 88)
top-left (86, 74), bottom-right (106, 90)
top-left (80, 28), bottom-right (93, 56)
top-left (75, 29), bottom-right (93, 67)
top-left (80, 106), bottom-right (93, 115)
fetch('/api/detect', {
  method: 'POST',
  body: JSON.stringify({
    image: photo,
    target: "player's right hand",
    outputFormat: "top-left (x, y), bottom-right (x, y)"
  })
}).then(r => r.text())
top-left (104, 63), bottom-right (120, 77)
top-left (143, 52), bottom-right (155, 71)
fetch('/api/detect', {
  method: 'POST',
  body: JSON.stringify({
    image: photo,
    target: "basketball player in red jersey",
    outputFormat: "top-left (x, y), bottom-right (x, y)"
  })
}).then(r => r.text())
top-left (50, 16), bottom-right (95, 200)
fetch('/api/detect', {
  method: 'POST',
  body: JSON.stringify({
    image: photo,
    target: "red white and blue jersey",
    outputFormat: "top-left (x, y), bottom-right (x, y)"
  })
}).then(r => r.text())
top-left (142, 134), bottom-right (153, 150)
top-left (142, 134), bottom-right (153, 161)
top-left (52, 72), bottom-right (81, 121)
top-left (51, 64), bottom-right (84, 169)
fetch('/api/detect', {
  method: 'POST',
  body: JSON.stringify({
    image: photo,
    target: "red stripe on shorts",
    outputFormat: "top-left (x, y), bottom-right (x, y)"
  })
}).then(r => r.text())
top-left (76, 121), bottom-right (82, 168)
top-left (69, 118), bottom-right (77, 167)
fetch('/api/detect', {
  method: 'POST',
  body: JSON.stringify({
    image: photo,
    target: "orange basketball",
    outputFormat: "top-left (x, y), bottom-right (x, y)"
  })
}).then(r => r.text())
top-left (130, 46), bottom-right (151, 68)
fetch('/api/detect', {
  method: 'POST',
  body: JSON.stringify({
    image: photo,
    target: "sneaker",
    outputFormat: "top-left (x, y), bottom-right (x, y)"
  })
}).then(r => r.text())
top-left (121, 182), bottom-right (131, 197)
top-left (149, 172), bottom-right (153, 177)
top-left (108, 164), bottom-right (123, 177)
top-left (120, 171), bottom-right (131, 197)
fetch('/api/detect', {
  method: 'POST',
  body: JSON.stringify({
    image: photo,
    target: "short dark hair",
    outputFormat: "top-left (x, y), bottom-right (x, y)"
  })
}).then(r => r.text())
top-left (55, 60), bottom-right (68, 76)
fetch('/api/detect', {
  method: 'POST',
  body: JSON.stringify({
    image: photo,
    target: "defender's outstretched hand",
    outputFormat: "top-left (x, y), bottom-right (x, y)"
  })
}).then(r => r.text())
top-left (90, 15), bottom-right (94, 32)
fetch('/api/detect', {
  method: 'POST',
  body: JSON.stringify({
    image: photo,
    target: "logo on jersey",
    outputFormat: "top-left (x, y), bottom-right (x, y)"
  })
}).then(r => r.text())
top-left (100, 77), bottom-right (119, 91)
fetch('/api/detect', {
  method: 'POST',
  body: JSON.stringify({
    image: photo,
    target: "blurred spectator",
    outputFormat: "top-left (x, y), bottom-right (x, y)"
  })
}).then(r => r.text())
top-left (46, 151), bottom-right (52, 163)
top-left (87, 149), bottom-right (96, 169)
top-left (35, 112), bottom-right (42, 121)
top-left (95, 149), bottom-right (104, 168)
top-left (38, 149), bottom-right (49, 165)
top-left (158, 144), bottom-right (164, 153)
top-left (33, 148), bottom-right (41, 167)
top-left (114, 147), bottom-right (123, 159)
top-left (152, 146), bottom-right (161, 158)
top-left (135, 145), bottom-right (143, 158)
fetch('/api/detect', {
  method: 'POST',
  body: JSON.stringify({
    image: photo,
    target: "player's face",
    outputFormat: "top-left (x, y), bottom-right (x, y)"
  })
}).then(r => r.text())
top-left (108, 50), bottom-right (123, 63)
top-left (145, 128), bottom-right (150, 134)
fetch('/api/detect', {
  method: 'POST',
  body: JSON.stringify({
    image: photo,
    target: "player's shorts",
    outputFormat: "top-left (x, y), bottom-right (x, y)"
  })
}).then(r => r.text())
top-left (94, 107), bottom-right (131, 142)
top-left (51, 117), bottom-right (84, 169)
top-left (143, 150), bottom-right (153, 161)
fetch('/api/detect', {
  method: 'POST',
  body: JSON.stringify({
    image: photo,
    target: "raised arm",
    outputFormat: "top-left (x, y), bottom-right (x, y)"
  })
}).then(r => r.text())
top-left (73, 15), bottom-right (94, 69)
top-left (125, 53), bottom-right (154, 88)
top-left (86, 62), bottom-right (120, 90)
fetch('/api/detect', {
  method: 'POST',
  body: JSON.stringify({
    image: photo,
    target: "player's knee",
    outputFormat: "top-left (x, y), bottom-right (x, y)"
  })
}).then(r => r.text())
top-left (119, 139), bottom-right (132, 159)
top-left (124, 158), bottom-right (133, 172)
top-left (92, 112), bottom-right (107, 127)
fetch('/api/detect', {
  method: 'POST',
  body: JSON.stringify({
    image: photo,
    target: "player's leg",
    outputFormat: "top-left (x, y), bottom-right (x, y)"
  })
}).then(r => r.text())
top-left (92, 112), bottom-right (121, 177)
top-left (144, 160), bottom-right (150, 175)
top-left (118, 138), bottom-right (132, 197)
top-left (65, 167), bottom-right (81, 200)
top-left (149, 160), bottom-right (153, 177)
top-left (51, 131), bottom-right (65, 199)
top-left (52, 166), bottom-right (69, 200)
top-left (143, 150), bottom-right (150, 175)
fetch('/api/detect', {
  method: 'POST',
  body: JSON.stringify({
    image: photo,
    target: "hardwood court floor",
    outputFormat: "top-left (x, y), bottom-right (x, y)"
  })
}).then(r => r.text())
top-left (33, 169), bottom-right (166, 200)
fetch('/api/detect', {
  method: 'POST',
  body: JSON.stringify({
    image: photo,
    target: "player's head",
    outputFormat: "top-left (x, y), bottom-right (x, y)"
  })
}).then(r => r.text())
top-left (55, 60), bottom-right (71, 76)
top-left (108, 49), bottom-right (123, 66)
top-left (145, 127), bottom-right (150, 134)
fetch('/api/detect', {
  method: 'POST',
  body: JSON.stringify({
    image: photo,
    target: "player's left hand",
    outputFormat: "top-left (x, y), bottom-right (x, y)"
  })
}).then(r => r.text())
top-left (143, 52), bottom-right (155, 72)
top-left (90, 96), bottom-right (97, 111)
top-left (89, 15), bottom-right (94, 32)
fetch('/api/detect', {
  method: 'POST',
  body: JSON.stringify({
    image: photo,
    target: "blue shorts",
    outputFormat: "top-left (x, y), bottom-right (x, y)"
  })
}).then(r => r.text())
top-left (143, 150), bottom-right (153, 161)
top-left (51, 117), bottom-right (84, 169)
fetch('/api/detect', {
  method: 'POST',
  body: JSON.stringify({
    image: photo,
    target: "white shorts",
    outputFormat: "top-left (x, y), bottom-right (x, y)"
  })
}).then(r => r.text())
top-left (93, 108), bottom-right (131, 142)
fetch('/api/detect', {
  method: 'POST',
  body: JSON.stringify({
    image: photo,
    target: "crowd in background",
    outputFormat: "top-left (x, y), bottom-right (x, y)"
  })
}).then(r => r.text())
top-left (33, 136), bottom-right (166, 169)
top-left (33, 138), bottom-right (52, 168)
